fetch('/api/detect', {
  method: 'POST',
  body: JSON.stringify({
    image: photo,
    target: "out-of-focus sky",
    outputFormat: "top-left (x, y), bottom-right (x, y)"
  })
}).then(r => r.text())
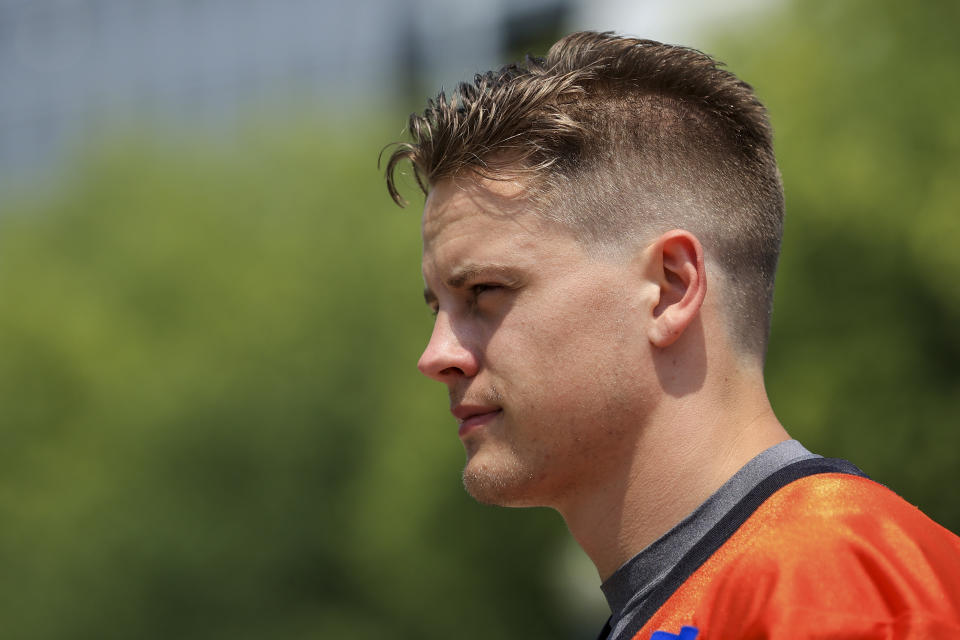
top-left (570, 0), bottom-right (780, 47)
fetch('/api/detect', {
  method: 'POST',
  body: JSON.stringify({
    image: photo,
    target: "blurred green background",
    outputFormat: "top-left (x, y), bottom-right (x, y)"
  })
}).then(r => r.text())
top-left (0, 0), bottom-right (957, 638)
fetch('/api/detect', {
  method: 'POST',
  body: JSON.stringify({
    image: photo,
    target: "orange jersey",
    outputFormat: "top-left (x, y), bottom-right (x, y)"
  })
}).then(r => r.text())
top-left (611, 459), bottom-right (960, 640)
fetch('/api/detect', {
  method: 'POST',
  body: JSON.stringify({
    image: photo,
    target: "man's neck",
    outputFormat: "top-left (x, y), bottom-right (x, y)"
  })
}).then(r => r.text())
top-left (557, 387), bottom-right (789, 581)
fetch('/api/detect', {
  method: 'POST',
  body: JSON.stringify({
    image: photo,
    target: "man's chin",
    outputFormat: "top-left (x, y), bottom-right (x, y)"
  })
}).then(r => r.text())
top-left (461, 457), bottom-right (540, 507)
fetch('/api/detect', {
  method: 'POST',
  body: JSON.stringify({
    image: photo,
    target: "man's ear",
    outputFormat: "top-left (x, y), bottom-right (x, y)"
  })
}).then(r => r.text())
top-left (646, 230), bottom-right (707, 348)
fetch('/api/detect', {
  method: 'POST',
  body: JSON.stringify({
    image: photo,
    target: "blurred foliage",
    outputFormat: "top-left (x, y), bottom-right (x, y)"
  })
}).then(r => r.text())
top-left (0, 127), bottom-right (571, 638)
top-left (0, 0), bottom-right (957, 637)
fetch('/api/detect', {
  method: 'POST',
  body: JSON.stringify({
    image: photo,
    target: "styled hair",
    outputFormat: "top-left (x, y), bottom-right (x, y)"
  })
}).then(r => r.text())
top-left (385, 31), bottom-right (784, 359)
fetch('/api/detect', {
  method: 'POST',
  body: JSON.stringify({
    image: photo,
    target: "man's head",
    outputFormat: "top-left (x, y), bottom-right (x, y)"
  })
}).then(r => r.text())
top-left (386, 31), bottom-right (784, 358)
top-left (386, 31), bottom-right (786, 510)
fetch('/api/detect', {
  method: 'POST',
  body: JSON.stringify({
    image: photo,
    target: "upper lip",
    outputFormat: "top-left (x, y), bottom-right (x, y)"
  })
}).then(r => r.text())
top-left (451, 404), bottom-right (501, 423)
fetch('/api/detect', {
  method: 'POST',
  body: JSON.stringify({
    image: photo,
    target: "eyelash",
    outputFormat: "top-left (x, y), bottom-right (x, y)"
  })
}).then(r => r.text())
top-left (470, 283), bottom-right (500, 296)
top-left (428, 283), bottom-right (502, 317)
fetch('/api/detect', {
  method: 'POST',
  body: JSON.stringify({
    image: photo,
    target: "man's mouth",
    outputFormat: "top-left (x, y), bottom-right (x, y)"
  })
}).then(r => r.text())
top-left (451, 405), bottom-right (502, 437)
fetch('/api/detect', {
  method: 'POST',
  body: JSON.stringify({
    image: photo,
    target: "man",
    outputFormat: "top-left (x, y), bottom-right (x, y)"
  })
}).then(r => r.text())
top-left (383, 31), bottom-right (960, 639)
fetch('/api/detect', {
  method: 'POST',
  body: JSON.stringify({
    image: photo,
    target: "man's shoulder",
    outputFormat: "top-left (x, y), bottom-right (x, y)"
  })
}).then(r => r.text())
top-left (634, 468), bottom-right (960, 640)
top-left (742, 470), bottom-right (960, 555)
top-left (694, 471), bottom-right (960, 638)
top-left (693, 460), bottom-right (960, 597)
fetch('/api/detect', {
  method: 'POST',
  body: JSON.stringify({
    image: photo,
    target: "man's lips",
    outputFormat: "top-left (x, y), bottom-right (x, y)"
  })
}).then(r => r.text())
top-left (451, 404), bottom-right (502, 437)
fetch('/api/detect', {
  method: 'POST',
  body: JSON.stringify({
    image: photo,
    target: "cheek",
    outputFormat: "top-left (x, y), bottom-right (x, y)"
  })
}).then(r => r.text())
top-left (539, 303), bottom-right (638, 373)
top-left (483, 268), bottom-right (647, 393)
top-left (492, 306), bottom-right (639, 400)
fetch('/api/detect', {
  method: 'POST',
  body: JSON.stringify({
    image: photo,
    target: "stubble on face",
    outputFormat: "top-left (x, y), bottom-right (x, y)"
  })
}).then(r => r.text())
top-left (462, 451), bottom-right (537, 506)
top-left (453, 385), bottom-right (536, 506)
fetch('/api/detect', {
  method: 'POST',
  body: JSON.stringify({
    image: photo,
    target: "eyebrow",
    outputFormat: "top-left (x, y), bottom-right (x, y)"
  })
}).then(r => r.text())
top-left (422, 263), bottom-right (520, 306)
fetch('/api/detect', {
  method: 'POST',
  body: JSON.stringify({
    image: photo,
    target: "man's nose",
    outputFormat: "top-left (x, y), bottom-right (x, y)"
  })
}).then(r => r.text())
top-left (417, 313), bottom-right (479, 382)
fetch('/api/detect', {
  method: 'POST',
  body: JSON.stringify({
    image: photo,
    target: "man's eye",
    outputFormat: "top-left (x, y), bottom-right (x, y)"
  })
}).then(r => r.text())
top-left (471, 283), bottom-right (500, 296)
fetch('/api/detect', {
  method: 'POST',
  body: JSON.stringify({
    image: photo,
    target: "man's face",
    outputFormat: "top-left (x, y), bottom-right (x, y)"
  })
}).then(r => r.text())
top-left (419, 175), bottom-right (657, 509)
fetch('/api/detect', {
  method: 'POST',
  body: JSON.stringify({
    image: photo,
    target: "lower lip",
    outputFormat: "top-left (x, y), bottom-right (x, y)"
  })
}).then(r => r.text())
top-left (458, 410), bottom-right (501, 438)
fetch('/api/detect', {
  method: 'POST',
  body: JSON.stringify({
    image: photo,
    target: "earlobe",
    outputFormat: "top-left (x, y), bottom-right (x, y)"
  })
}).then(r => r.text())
top-left (647, 230), bottom-right (707, 348)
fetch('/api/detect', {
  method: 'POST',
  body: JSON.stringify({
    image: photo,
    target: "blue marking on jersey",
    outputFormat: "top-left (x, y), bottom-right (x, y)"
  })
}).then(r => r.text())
top-left (650, 626), bottom-right (699, 640)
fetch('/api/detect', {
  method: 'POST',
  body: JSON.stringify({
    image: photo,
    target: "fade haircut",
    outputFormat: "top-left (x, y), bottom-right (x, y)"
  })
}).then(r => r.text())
top-left (384, 31), bottom-right (785, 359)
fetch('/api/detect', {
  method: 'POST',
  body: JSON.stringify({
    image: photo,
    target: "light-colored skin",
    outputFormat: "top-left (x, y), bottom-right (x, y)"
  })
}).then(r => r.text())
top-left (418, 172), bottom-right (789, 581)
